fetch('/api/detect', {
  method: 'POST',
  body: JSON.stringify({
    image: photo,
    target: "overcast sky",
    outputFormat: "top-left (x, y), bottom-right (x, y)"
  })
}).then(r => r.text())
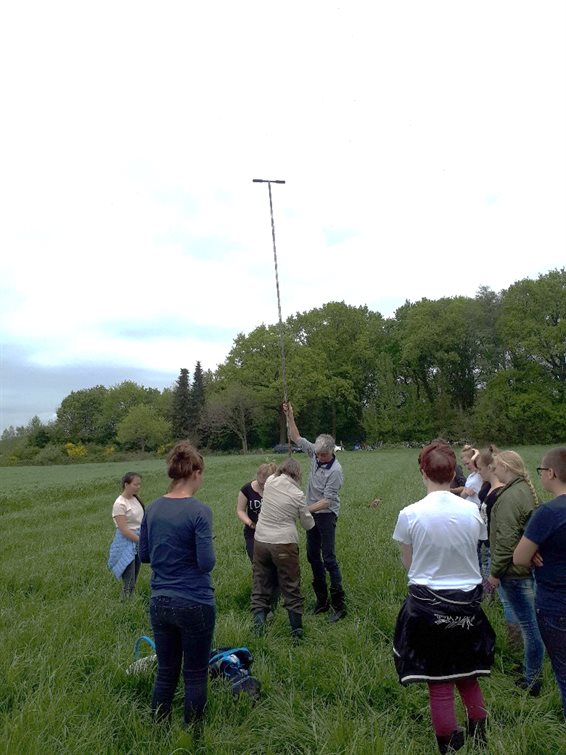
top-left (1, 1), bottom-right (565, 431)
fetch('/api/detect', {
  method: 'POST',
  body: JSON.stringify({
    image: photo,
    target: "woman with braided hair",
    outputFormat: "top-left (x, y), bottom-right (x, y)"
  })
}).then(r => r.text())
top-left (486, 450), bottom-right (545, 695)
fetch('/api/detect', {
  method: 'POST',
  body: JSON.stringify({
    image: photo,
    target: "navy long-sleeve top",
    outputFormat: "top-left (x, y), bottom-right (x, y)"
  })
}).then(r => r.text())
top-left (139, 496), bottom-right (215, 605)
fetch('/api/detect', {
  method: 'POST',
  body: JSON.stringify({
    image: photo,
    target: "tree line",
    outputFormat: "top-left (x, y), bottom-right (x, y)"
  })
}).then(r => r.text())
top-left (2, 269), bottom-right (564, 464)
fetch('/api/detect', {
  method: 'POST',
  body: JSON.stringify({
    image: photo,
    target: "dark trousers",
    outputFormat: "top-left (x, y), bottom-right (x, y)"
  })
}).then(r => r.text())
top-left (537, 609), bottom-right (566, 717)
top-left (306, 512), bottom-right (342, 588)
top-left (251, 541), bottom-right (303, 613)
top-left (244, 527), bottom-right (256, 562)
top-left (122, 554), bottom-right (140, 597)
top-left (149, 596), bottom-right (215, 724)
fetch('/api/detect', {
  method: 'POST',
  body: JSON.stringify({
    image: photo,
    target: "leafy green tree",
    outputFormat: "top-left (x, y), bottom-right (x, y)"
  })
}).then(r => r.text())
top-left (216, 324), bottom-right (287, 446)
top-left (202, 382), bottom-right (259, 453)
top-left (96, 381), bottom-right (161, 442)
top-left (473, 364), bottom-right (566, 444)
top-left (362, 353), bottom-right (404, 443)
top-left (387, 293), bottom-right (503, 442)
top-left (0, 425), bottom-right (28, 463)
top-left (286, 302), bottom-right (385, 441)
top-left (215, 302), bottom-right (386, 447)
top-left (156, 387), bottom-right (174, 425)
top-left (55, 386), bottom-right (107, 442)
top-left (116, 404), bottom-right (171, 452)
top-left (171, 368), bottom-right (192, 440)
top-left (498, 269), bottom-right (566, 386)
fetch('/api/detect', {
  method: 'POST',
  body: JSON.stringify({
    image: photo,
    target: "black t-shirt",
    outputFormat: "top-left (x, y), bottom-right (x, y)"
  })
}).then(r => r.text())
top-left (478, 480), bottom-right (491, 504)
top-left (240, 481), bottom-right (263, 526)
top-left (450, 464), bottom-right (466, 489)
top-left (484, 485), bottom-right (503, 537)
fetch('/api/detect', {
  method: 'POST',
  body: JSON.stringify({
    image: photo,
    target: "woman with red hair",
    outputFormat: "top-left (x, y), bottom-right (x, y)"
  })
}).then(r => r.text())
top-left (393, 442), bottom-right (495, 753)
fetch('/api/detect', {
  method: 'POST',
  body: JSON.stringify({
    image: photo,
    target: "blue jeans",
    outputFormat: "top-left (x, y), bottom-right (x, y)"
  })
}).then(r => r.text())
top-left (306, 512), bottom-right (342, 588)
top-left (498, 577), bottom-right (544, 684)
top-left (537, 609), bottom-right (566, 717)
top-left (150, 596), bottom-right (215, 724)
top-left (497, 584), bottom-right (517, 623)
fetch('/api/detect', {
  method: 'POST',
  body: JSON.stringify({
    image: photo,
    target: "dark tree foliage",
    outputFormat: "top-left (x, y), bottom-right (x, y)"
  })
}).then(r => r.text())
top-left (4, 269), bottom-right (565, 464)
top-left (188, 361), bottom-right (206, 441)
top-left (171, 368), bottom-right (192, 440)
top-left (26, 416), bottom-right (51, 448)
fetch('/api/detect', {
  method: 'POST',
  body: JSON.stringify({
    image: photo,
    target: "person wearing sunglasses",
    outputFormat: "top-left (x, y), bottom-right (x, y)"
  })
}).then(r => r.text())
top-left (514, 448), bottom-right (566, 717)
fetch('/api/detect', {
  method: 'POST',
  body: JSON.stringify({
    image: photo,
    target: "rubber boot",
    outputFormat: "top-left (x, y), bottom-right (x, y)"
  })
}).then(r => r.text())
top-left (252, 609), bottom-right (267, 636)
top-left (435, 728), bottom-right (465, 753)
top-left (312, 579), bottom-right (330, 614)
top-left (328, 585), bottom-right (347, 622)
top-left (467, 718), bottom-right (487, 747)
top-left (267, 587), bottom-right (280, 620)
top-left (287, 610), bottom-right (304, 640)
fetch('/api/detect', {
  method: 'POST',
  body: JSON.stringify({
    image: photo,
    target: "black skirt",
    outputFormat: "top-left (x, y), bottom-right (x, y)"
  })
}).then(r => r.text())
top-left (393, 584), bottom-right (495, 685)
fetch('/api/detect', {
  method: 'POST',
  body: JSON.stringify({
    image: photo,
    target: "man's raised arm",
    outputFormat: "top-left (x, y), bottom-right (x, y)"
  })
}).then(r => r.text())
top-left (282, 402), bottom-right (300, 444)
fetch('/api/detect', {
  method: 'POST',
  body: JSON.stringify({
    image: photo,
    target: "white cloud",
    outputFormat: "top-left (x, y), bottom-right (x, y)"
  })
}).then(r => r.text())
top-left (1, 1), bottom-right (565, 426)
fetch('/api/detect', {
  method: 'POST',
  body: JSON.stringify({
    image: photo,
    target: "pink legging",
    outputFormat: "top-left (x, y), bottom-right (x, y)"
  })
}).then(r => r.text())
top-left (428, 678), bottom-right (486, 736)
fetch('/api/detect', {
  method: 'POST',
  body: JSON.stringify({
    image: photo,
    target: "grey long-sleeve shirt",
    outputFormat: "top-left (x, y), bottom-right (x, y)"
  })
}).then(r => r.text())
top-left (296, 437), bottom-right (343, 516)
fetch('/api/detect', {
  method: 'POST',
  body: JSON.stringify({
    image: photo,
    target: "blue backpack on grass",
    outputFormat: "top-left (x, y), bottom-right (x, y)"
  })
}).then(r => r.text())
top-left (209, 646), bottom-right (261, 702)
top-left (128, 637), bottom-right (261, 702)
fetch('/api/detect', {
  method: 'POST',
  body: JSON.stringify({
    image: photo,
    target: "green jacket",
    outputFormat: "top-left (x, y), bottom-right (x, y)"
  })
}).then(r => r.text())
top-left (489, 477), bottom-right (538, 579)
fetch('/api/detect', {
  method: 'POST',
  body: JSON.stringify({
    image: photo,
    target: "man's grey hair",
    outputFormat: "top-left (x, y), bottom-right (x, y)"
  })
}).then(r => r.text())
top-left (314, 434), bottom-right (335, 454)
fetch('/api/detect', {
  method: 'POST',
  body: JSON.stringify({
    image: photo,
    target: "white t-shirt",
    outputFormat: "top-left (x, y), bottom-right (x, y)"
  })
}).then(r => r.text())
top-left (393, 489), bottom-right (486, 590)
top-left (112, 495), bottom-right (144, 530)
top-left (463, 471), bottom-right (482, 507)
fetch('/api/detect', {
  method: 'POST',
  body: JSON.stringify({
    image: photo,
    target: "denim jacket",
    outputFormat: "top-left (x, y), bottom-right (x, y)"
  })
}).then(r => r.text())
top-left (108, 528), bottom-right (138, 579)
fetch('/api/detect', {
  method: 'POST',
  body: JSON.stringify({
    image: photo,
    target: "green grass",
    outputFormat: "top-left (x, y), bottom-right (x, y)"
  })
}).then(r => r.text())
top-left (1, 447), bottom-right (565, 754)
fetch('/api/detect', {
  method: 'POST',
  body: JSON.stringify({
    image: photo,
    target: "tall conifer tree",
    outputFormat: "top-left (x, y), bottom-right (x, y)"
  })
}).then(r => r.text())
top-left (171, 368), bottom-right (192, 439)
top-left (188, 361), bottom-right (205, 441)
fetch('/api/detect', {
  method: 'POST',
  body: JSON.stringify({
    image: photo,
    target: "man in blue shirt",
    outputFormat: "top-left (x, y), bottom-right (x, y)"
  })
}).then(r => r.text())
top-left (283, 402), bottom-right (346, 622)
top-left (514, 447), bottom-right (566, 717)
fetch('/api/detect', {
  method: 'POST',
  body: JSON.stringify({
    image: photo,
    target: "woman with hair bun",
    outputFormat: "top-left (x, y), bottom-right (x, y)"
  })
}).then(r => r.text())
top-left (393, 442), bottom-right (495, 753)
top-left (487, 450), bottom-right (544, 695)
top-left (108, 472), bottom-right (144, 598)
top-left (139, 442), bottom-right (215, 725)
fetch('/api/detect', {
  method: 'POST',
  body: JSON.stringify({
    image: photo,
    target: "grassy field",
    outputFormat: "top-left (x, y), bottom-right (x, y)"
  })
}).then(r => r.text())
top-left (1, 447), bottom-right (565, 754)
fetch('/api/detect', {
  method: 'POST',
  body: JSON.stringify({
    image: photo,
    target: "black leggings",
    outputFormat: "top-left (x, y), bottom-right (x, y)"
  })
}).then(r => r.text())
top-left (122, 554), bottom-right (141, 597)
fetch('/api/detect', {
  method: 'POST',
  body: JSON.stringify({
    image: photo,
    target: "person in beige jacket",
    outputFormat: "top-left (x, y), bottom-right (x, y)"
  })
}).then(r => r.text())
top-left (251, 457), bottom-right (328, 638)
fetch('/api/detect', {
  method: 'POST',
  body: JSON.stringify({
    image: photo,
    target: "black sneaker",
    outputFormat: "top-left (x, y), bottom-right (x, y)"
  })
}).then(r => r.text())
top-left (328, 607), bottom-right (347, 623)
top-left (313, 602), bottom-right (330, 615)
top-left (515, 678), bottom-right (542, 697)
